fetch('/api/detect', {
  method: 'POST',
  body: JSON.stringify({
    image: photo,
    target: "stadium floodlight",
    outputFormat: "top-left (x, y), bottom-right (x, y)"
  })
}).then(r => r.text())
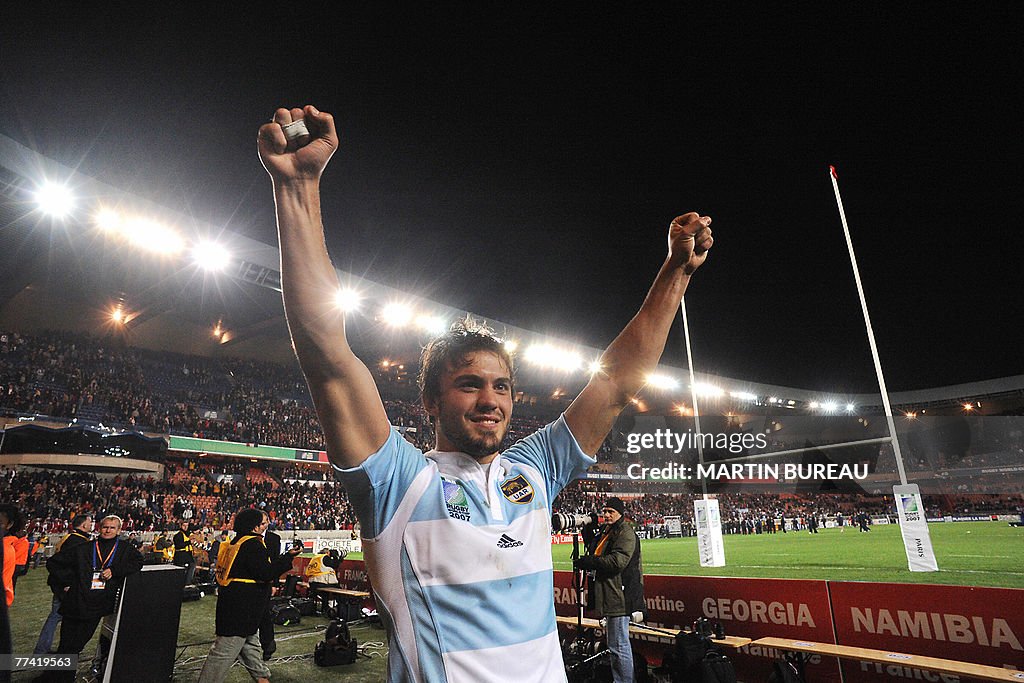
top-left (110, 307), bottom-right (125, 324)
top-left (808, 401), bottom-right (820, 410)
top-left (962, 403), bottom-right (974, 411)
top-left (730, 391), bottom-right (757, 402)
top-left (846, 403), bottom-right (856, 412)
top-left (123, 217), bottom-right (185, 254)
top-left (192, 240), bottom-right (232, 272)
top-left (646, 374), bottom-right (679, 390)
top-left (415, 314), bottom-right (448, 335)
top-left (95, 208), bottom-right (123, 232)
top-left (381, 302), bottom-right (413, 327)
top-left (523, 343), bottom-right (582, 372)
top-left (587, 359), bottom-right (604, 375)
top-left (821, 401), bottom-right (839, 413)
top-left (503, 339), bottom-right (519, 353)
top-left (34, 181), bottom-right (75, 218)
top-left (691, 382), bottom-right (723, 398)
top-left (335, 288), bottom-right (362, 313)
top-left (768, 396), bottom-right (778, 404)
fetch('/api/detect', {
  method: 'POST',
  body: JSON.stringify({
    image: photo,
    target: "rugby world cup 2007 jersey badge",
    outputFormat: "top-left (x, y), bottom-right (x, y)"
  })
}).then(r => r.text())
top-left (499, 474), bottom-right (534, 504)
top-left (441, 477), bottom-right (471, 521)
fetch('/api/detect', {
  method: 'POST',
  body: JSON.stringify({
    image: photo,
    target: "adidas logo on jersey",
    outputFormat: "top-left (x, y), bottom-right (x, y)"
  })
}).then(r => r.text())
top-left (497, 534), bottom-right (523, 548)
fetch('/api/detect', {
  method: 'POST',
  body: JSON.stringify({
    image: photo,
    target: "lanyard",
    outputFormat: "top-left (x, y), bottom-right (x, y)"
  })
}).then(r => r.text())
top-left (93, 540), bottom-right (119, 571)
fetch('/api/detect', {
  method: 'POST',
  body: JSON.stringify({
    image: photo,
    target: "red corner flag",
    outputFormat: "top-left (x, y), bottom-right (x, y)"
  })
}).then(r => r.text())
top-left (829, 165), bottom-right (838, 179)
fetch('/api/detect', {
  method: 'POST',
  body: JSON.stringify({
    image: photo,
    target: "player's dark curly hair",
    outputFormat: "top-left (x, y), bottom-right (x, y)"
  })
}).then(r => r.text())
top-left (418, 318), bottom-right (516, 410)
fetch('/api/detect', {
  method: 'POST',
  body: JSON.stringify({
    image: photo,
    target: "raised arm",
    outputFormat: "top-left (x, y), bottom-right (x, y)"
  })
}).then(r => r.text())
top-left (564, 213), bottom-right (714, 454)
top-left (258, 105), bottom-right (391, 469)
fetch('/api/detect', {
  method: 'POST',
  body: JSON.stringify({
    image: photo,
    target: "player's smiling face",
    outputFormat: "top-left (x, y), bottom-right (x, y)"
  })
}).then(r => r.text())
top-left (427, 350), bottom-right (513, 462)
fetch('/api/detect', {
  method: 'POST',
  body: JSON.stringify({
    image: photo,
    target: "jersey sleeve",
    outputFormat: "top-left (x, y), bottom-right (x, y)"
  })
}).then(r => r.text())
top-left (502, 414), bottom-right (596, 504)
top-left (334, 428), bottom-right (430, 538)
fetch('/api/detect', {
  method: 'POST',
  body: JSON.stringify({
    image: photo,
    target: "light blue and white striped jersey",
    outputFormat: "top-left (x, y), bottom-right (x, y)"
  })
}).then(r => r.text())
top-left (337, 415), bottom-right (594, 682)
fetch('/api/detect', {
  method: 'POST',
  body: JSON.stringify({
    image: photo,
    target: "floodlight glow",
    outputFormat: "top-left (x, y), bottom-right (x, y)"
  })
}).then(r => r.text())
top-left (646, 374), bottom-right (679, 390)
top-left (123, 218), bottom-right (185, 254)
top-left (962, 403), bottom-right (974, 411)
top-left (381, 303), bottom-right (413, 327)
top-left (503, 339), bottom-right (519, 353)
top-left (110, 308), bottom-right (125, 324)
top-left (415, 314), bottom-right (448, 335)
top-left (691, 382), bottom-right (724, 398)
top-left (523, 343), bottom-right (582, 372)
top-left (587, 359), bottom-right (604, 375)
top-left (731, 391), bottom-right (757, 401)
top-left (845, 403), bottom-right (856, 412)
top-left (95, 208), bottom-right (123, 232)
top-left (192, 241), bottom-right (232, 272)
top-left (34, 181), bottom-right (75, 218)
top-left (768, 397), bottom-right (778, 404)
top-left (808, 401), bottom-right (820, 410)
top-left (821, 401), bottom-right (839, 413)
top-left (335, 288), bottom-right (362, 313)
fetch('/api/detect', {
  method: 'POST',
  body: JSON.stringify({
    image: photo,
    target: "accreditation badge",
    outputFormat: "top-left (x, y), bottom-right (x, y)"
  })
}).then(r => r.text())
top-left (91, 572), bottom-right (106, 590)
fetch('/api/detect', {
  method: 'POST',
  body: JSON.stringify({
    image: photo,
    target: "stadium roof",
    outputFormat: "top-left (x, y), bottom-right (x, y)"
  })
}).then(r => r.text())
top-left (4, 133), bottom-right (1023, 415)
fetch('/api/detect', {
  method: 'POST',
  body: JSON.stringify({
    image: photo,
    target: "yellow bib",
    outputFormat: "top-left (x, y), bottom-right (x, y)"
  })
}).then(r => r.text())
top-left (215, 535), bottom-right (263, 586)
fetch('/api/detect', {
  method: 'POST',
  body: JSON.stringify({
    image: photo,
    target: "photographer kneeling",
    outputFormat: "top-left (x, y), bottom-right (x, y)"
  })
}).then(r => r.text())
top-left (574, 497), bottom-right (645, 683)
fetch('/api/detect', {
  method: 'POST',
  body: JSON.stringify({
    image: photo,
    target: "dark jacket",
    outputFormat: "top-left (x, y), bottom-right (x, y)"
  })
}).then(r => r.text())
top-left (172, 530), bottom-right (194, 565)
top-left (581, 518), bottom-right (644, 618)
top-left (47, 530), bottom-right (91, 596)
top-left (216, 535), bottom-right (295, 637)
top-left (47, 536), bottom-right (144, 619)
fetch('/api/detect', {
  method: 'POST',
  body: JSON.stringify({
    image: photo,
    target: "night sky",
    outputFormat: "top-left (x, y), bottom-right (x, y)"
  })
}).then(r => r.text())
top-left (2, 6), bottom-right (1021, 393)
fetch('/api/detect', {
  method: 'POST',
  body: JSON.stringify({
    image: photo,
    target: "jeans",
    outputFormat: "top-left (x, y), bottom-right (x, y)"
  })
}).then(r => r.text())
top-left (33, 594), bottom-right (62, 654)
top-left (198, 633), bottom-right (271, 683)
top-left (606, 615), bottom-right (634, 683)
top-left (178, 562), bottom-right (196, 586)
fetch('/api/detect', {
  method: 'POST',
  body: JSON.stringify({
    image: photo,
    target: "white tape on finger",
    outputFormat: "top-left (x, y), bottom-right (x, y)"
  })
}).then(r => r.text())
top-left (282, 119), bottom-right (310, 141)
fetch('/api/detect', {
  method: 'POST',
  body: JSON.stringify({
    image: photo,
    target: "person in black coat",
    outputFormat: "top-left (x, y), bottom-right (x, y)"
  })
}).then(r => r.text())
top-left (44, 515), bottom-right (143, 683)
top-left (198, 509), bottom-right (298, 683)
top-left (258, 515), bottom-right (283, 660)
top-left (172, 520), bottom-right (196, 585)
top-left (33, 514), bottom-right (93, 655)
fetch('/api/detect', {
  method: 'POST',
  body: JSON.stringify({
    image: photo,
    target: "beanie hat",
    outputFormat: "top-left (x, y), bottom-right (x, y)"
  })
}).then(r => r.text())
top-left (605, 497), bottom-right (626, 516)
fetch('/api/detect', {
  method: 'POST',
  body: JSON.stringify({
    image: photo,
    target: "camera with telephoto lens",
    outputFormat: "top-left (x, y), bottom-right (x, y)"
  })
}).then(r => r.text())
top-left (551, 512), bottom-right (599, 532)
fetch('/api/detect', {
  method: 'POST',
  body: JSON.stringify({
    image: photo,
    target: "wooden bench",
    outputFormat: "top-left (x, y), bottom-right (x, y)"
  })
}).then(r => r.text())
top-left (314, 586), bottom-right (371, 599)
top-left (307, 585), bottom-right (372, 621)
top-left (555, 615), bottom-right (751, 648)
top-left (752, 637), bottom-right (1024, 683)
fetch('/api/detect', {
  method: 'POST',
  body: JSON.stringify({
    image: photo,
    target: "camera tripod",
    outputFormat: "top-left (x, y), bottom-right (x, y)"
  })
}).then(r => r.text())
top-left (561, 529), bottom-right (609, 681)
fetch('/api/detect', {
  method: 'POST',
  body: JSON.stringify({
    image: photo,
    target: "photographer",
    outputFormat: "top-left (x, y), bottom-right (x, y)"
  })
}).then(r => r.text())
top-left (574, 498), bottom-right (645, 683)
top-left (199, 509), bottom-right (300, 683)
top-left (305, 548), bottom-right (345, 614)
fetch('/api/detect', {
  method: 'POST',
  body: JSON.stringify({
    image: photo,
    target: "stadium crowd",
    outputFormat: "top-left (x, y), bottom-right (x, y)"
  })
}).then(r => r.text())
top-left (3, 329), bottom-right (1023, 538)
